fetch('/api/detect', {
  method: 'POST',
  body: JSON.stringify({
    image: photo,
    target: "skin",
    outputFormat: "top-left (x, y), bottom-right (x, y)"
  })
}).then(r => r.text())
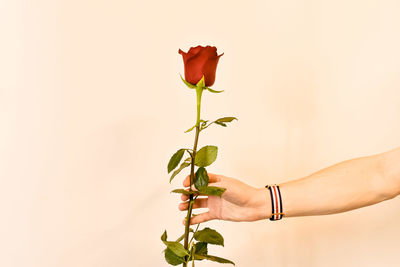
top-left (179, 147), bottom-right (400, 225)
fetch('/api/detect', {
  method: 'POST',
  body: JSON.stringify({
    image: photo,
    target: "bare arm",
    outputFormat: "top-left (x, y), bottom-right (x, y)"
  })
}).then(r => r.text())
top-left (179, 147), bottom-right (400, 224)
top-left (280, 147), bottom-right (400, 217)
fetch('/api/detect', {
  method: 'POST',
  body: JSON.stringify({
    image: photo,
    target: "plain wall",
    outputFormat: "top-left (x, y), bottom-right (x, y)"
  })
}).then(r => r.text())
top-left (0, 0), bottom-right (399, 266)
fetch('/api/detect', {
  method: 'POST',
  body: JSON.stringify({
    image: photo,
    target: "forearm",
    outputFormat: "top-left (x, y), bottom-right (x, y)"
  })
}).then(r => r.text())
top-left (277, 148), bottom-right (400, 217)
top-left (181, 148), bottom-right (399, 223)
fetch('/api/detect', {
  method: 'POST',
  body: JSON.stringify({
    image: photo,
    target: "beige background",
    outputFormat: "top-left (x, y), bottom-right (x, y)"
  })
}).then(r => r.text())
top-left (1, 0), bottom-right (399, 266)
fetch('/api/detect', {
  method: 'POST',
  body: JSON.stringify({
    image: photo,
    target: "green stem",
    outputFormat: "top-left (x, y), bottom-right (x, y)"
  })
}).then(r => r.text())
top-left (189, 220), bottom-right (200, 246)
top-left (195, 87), bottom-right (203, 127)
top-left (191, 246), bottom-right (195, 267)
top-left (175, 233), bottom-right (185, 243)
top-left (183, 86), bottom-right (204, 267)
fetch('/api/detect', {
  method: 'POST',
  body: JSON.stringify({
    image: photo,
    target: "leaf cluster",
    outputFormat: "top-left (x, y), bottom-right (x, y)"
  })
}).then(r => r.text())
top-left (168, 146), bottom-right (226, 197)
top-left (161, 228), bottom-right (234, 266)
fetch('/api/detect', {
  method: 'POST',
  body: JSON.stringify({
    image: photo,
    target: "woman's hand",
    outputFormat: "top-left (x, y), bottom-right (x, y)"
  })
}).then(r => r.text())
top-left (178, 173), bottom-right (271, 225)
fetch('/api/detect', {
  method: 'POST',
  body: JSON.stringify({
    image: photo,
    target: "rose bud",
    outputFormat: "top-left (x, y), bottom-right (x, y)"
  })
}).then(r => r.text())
top-left (178, 45), bottom-right (224, 87)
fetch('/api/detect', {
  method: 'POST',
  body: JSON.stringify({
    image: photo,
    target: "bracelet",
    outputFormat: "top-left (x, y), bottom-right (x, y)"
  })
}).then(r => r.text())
top-left (265, 184), bottom-right (284, 221)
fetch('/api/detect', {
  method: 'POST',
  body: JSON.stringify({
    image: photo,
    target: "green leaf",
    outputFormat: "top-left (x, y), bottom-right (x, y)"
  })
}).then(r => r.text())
top-left (194, 254), bottom-right (235, 265)
top-left (195, 242), bottom-right (208, 255)
top-left (215, 117), bottom-right (238, 123)
top-left (196, 75), bottom-right (205, 88)
top-left (205, 87), bottom-right (224, 93)
top-left (180, 73), bottom-right (196, 89)
top-left (161, 230), bottom-right (189, 257)
top-left (195, 145), bottom-right (218, 167)
top-left (215, 121), bottom-right (227, 127)
top-left (170, 158), bottom-right (191, 183)
top-left (214, 117), bottom-right (238, 127)
top-left (164, 247), bottom-right (186, 266)
top-left (184, 125), bottom-right (196, 133)
top-left (171, 189), bottom-right (199, 196)
top-left (193, 227), bottom-right (224, 246)
top-left (161, 230), bottom-right (167, 242)
top-left (163, 241), bottom-right (189, 257)
top-left (194, 167), bottom-right (209, 190)
top-left (198, 186), bottom-right (226, 197)
top-left (168, 149), bottom-right (185, 173)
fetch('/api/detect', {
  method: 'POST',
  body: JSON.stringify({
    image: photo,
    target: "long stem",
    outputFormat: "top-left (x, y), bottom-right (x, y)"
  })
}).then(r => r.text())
top-left (183, 86), bottom-right (203, 267)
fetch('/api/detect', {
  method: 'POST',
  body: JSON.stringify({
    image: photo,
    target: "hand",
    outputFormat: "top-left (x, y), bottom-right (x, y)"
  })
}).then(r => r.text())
top-left (178, 173), bottom-right (271, 225)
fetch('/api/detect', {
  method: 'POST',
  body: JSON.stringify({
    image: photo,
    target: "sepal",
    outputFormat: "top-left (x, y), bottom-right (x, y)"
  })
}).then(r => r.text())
top-left (205, 87), bottom-right (224, 93)
top-left (180, 73), bottom-right (196, 89)
top-left (196, 75), bottom-right (205, 88)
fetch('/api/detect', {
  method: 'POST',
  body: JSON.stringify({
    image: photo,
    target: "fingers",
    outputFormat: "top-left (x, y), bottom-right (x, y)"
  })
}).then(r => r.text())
top-left (178, 198), bottom-right (208, 211)
top-left (181, 194), bottom-right (189, 201)
top-left (182, 212), bottom-right (212, 225)
top-left (183, 175), bottom-right (190, 187)
top-left (183, 172), bottom-right (221, 187)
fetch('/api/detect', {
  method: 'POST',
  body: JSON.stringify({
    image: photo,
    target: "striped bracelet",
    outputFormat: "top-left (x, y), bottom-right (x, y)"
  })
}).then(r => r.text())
top-left (265, 184), bottom-right (284, 221)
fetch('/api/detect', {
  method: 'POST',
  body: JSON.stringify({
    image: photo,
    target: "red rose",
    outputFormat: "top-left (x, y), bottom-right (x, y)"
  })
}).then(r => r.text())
top-left (178, 45), bottom-right (224, 87)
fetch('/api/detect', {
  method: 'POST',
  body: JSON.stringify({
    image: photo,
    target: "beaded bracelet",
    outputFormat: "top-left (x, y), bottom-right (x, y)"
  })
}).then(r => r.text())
top-left (265, 184), bottom-right (284, 221)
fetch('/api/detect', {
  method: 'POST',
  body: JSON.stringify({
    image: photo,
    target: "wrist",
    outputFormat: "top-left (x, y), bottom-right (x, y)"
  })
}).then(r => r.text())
top-left (250, 187), bottom-right (272, 221)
